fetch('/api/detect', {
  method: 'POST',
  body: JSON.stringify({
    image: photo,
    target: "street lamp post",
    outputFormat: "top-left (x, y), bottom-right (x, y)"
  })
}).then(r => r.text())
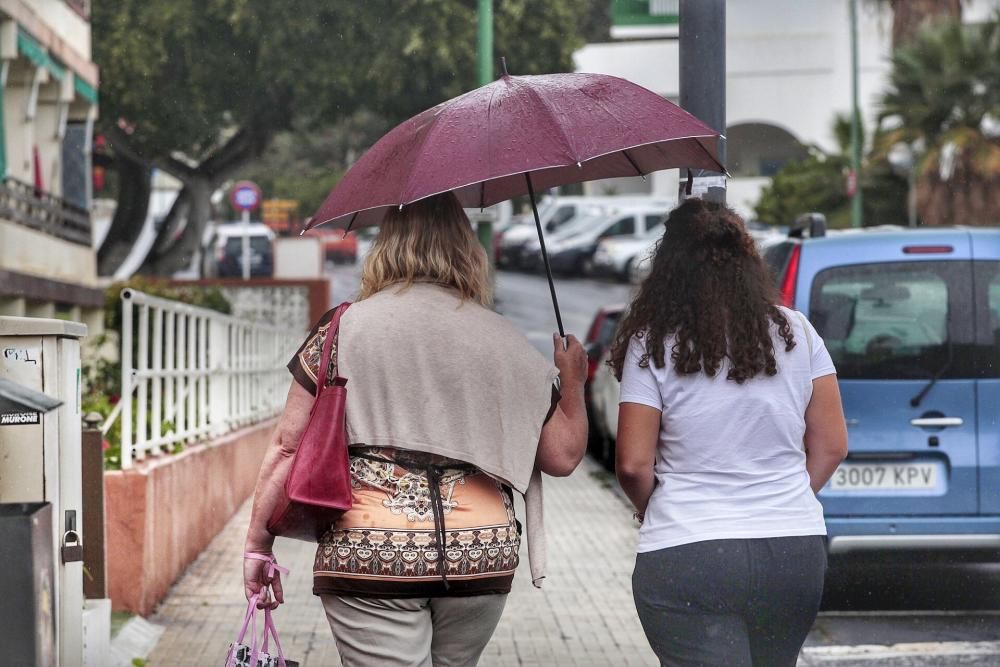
top-left (678, 0), bottom-right (727, 204)
top-left (476, 0), bottom-right (495, 260)
top-left (849, 0), bottom-right (864, 228)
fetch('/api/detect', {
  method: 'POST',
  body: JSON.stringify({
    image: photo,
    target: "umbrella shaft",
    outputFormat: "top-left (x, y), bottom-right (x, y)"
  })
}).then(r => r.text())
top-left (525, 173), bottom-right (565, 339)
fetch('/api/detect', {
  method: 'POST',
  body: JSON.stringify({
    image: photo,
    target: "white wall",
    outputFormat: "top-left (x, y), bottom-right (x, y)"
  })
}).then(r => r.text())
top-left (31, 0), bottom-right (91, 60)
top-left (573, 0), bottom-right (911, 214)
top-left (575, 0), bottom-right (894, 153)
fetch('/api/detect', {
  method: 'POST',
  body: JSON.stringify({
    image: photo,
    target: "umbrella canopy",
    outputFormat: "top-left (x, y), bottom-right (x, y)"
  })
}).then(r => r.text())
top-left (307, 72), bottom-right (724, 231)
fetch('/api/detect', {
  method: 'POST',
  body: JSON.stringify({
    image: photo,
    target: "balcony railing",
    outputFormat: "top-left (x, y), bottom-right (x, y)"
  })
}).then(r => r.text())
top-left (0, 177), bottom-right (91, 246)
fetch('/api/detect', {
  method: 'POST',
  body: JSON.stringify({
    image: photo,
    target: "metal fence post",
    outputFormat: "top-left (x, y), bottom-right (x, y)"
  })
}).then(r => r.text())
top-left (120, 291), bottom-right (134, 469)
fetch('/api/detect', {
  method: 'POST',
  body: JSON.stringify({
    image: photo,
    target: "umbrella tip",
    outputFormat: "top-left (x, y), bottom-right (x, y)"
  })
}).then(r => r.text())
top-left (501, 56), bottom-right (509, 76)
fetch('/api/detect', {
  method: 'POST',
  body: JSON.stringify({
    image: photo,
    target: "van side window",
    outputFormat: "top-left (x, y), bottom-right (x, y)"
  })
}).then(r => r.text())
top-left (809, 262), bottom-right (975, 380)
top-left (600, 216), bottom-right (636, 238)
top-left (551, 206), bottom-right (575, 226)
top-left (644, 215), bottom-right (663, 232)
top-left (974, 261), bottom-right (1000, 377)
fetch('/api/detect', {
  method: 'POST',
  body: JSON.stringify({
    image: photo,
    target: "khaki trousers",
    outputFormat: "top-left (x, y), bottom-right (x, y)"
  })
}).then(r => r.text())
top-left (321, 594), bottom-right (508, 667)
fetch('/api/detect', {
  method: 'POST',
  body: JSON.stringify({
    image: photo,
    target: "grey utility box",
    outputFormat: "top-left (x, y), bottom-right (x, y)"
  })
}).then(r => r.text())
top-left (0, 502), bottom-right (55, 667)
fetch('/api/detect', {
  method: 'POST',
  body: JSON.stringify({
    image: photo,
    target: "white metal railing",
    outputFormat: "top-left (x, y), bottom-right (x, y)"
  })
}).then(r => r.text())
top-left (113, 289), bottom-right (302, 468)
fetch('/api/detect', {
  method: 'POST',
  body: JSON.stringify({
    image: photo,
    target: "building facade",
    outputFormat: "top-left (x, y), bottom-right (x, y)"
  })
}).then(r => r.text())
top-left (575, 0), bottom-right (997, 219)
top-left (0, 0), bottom-right (100, 329)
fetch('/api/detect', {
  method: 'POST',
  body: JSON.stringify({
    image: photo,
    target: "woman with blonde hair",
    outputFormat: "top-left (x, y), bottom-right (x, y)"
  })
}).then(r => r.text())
top-left (242, 191), bottom-right (589, 666)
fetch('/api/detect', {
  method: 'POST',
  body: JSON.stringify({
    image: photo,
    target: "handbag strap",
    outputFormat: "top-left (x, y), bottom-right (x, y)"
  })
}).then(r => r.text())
top-left (263, 606), bottom-right (288, 666)
top-left (315, 301), bottom-right (352, 398)
top-left (233, 592), bottom-right (260, 648)
top-left (242, 552), bottom-right (291, 666)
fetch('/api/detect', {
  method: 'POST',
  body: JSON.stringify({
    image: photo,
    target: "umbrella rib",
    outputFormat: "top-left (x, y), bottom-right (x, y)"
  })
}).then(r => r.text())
top-left (622, 150), bottom-right (643, 176)
top-left (516, 79), bottom-right (581, 163)
top-left (483, 83), bottom-right (499, 209)
top-left (397, 112), bottom-right (451, 206)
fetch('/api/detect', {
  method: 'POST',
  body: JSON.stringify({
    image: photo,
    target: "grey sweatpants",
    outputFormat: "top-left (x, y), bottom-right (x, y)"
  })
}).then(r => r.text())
top-left (321, 594), bottom-right (507, 667)
top-left (633, 536), bottom-right (827, 667)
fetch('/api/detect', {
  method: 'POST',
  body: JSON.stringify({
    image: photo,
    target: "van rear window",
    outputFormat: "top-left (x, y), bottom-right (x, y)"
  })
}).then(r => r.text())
top-left (809, 261), bottom-right (979, 380)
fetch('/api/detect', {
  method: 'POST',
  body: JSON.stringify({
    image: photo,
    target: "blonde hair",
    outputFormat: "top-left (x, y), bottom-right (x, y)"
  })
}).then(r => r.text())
top-left (359, 192), bottom-right (491, 305)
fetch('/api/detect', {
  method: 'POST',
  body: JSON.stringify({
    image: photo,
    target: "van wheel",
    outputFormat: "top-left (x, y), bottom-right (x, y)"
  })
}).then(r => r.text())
top-left (628, 257), bottom-right (645, 284)
top-left (621, 258), bottom-right (635, 283)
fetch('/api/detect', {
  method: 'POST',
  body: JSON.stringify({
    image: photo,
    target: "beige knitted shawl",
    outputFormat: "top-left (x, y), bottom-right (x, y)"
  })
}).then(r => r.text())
top-left (338, 283), bottom-right (559, 586)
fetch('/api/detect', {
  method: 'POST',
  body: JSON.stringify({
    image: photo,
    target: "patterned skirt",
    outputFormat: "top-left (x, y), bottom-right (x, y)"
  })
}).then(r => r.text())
top-left (313, 446), bottom-right (521, 598)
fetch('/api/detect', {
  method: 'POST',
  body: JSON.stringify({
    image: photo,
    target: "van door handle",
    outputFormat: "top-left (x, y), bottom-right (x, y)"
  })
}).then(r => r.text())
top-left (910, 417), bottom-right (963, 428)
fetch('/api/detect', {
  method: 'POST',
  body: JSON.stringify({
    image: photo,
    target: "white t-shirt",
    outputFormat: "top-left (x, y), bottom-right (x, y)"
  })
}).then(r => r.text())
top-left (619, 307), bottom-right (837, 553)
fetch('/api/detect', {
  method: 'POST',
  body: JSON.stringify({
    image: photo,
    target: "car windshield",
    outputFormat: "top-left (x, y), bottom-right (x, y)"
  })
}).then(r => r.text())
top-left (225, 237), bottom-right (271, 255)
top-left (809, 261), bottom-right (979, 380)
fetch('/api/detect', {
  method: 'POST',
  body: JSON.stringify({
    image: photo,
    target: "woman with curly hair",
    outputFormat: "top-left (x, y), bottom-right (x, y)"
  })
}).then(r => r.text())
top-left (609, 199), bottom-right (848, 667)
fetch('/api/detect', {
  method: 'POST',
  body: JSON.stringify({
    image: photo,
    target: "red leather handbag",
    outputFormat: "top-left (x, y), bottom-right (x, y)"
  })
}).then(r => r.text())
top-left (267, 303), bottom-right (353, 542)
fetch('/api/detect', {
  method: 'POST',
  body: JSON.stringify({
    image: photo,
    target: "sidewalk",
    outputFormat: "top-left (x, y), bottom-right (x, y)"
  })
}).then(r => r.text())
top-left (147, 456), bottom-right (657, 666)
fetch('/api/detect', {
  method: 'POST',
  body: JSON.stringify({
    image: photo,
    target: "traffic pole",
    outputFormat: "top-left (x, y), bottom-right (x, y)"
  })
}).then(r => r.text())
top-left (476, 0), bottom-right (494, 263)
top-left (849, 0), bottom-right (864, 228)
top-left (241, 208), bottom-right (251, 280)
top-left (679, 0), bottom-right (727, 204)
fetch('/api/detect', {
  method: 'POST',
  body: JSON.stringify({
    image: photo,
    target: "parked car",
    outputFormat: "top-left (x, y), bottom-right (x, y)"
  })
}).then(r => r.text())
top-left (593, 230), bottom-right (661, 282)
top-left (766, 223), bottom-right (1000, 560)
top-left (627, 219), bottom-right (785, 285)
top-left (523, 206), bottom-right (667, 276)
top-left (498, 196), bottom-right (671, 269)
top-left (312, 227), bottom-right (359, 264)
top-left (498, 197), bottom-right (607, 269)
top-left (204, 222), bottom-right (275, 278)
top-left (583, 304), bottom-right (625, 468)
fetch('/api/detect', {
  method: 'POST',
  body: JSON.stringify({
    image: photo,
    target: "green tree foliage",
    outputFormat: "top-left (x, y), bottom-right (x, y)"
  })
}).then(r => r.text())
top-left (754, 152), bottom-right (851, 227)
top-left (92, 1), bottom-right (602, 274)
top-left (877, 14), bottom-right (999, 226)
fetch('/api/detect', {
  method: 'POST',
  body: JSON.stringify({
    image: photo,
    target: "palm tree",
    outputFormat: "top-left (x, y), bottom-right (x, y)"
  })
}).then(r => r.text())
top-left (877, 14), bottom-right (1000, 226)
top-left (888, 0), bottom-right (962, 48)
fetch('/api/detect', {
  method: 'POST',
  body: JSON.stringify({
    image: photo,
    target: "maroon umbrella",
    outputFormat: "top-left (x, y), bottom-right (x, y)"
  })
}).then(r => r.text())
top-left (306, 70), bottom-right (725, 335)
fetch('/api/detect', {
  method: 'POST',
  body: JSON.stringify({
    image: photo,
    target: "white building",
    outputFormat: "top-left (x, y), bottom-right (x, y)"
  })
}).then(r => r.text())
top-left (574, 0), bottom-right (998, 219)
top-left (0, 0), bottom-right (101, 330)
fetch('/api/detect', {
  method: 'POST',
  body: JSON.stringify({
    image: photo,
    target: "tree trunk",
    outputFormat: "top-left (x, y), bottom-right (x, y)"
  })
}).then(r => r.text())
top-left (138, 126), bottom-right (272, 277)
top-left (917, 134), bottom-right (1000, 226)
top-left (139, 177), bottom-right (214, 277)
top-left (890, 0), bottom-right (962, 48)
top-left (96, 150), bottom-right (152, 278)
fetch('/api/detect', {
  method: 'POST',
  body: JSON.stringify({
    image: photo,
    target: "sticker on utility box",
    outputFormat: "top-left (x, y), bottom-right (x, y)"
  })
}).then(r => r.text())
top-left (0, 411), bottom-right (40, 425)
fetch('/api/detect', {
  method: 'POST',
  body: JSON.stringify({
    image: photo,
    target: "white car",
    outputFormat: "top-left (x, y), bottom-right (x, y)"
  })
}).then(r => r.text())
top-left (628, 222), bottom-right (785, 285)
top-left (498, 195), bottom-right (672, 269)
top-left (522, 205), bottom-right (669, 275)
top-left (589, 344), bottom-right (622, 457)
top-left (593, 231), bottom-right (662, 282)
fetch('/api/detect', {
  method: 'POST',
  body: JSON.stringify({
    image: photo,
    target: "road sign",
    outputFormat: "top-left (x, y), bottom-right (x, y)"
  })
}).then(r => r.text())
top-left (845, 170), bottom-right (858, 197)
top-left (229, 181), bottom-right (262, 212)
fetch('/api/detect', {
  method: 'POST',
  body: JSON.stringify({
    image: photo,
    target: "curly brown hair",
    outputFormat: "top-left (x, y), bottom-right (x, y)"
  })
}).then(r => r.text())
top-left (608, 199), bottom-right (795, 384)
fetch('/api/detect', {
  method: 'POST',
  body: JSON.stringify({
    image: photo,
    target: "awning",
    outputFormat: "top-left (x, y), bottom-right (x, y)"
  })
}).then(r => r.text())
top-left (74, 73), bottom-right (98, 104)
top-left (16, 26), bottom-right (67, 81)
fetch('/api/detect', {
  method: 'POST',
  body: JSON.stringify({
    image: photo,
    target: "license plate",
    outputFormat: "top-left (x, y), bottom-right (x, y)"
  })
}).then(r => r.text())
top-left (827, 462), bottom-right (938, 492)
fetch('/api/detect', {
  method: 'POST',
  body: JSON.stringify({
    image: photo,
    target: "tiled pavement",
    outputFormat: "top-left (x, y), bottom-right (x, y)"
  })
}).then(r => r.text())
top-left (147, 456), bottom-right (658, 666)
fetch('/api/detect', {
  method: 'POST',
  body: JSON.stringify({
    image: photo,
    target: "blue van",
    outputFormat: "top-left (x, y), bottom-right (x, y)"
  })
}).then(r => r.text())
top-left (763, 225), bottom-right (1000, 556)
